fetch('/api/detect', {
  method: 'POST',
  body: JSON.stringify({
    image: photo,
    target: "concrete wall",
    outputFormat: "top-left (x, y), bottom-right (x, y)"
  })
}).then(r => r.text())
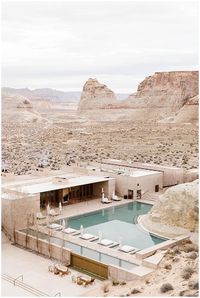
top-left (108, 264), bottom-right (140, 281)
top-left (93, 179), bottom-right (115, 199)
top-left (99, 161), bottom-right (184, 187)
top-left (2, 194), bottom-right (40, 241)
top-left (114, 173), bottom-right (162, 198)
top-left (15, 231), bottom-right (71, 264)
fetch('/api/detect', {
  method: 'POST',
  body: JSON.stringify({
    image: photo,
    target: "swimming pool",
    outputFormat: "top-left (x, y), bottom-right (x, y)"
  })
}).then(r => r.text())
top-left (59, 202), bottom-right (165, 250)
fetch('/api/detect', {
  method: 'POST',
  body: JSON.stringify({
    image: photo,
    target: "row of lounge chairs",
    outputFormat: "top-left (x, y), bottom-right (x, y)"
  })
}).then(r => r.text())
top-left (46, 225), bottom-right (139, 253)
top-left (101, 195), bottom-right (122, 204)
top-left (36, 209), bottom-right (59, 220)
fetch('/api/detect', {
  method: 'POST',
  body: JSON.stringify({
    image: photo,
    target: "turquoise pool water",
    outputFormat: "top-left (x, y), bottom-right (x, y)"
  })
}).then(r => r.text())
top-left (61, 202), bottom-right (165, 250)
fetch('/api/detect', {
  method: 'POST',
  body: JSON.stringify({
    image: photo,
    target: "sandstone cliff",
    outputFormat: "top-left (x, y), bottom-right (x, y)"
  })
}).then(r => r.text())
top-left (160, 95), bottom-right (198, 124)
top-left (125, 71), bottom-right (198, 111)
top-left (78, 78), bottom-right (118, 111)
top-left (149, 180), bottom-right (198, 232)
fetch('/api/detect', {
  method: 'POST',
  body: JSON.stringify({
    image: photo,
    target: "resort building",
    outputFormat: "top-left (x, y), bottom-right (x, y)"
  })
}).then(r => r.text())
top-left (2, 170), bottom-right (115, 239)
top-left (1, 160), bottom-right (186, 240)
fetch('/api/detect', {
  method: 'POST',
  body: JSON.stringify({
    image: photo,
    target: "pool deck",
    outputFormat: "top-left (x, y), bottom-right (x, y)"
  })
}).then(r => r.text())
top-left (33, 198), bottom-right (155, 267)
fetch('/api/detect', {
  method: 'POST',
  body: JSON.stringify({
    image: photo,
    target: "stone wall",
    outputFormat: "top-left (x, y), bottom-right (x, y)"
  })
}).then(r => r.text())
top-left (15, 231), bottom-right (71, 264)
top-left (2, 194), bottom-right (40, 240)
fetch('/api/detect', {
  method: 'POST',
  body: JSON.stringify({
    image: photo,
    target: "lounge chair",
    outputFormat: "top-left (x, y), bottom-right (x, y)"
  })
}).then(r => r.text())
top-left (36, 212), bottom-right (46, 219)
top-left (63, 228), bottom-right (77, 234)
top-left (47, 223), bottom-right (62, 230)
top-left (98, 239), bottom-right (114, 246)
top-left (118, 245), bottom-right (137, 253)
top-left (49, 209), bottom-right (59, 216)
top-left (79, 233), bottom-right (95, 240)
top-left (101, 197), bottom-right (112, 204)
top-left (111, 195), bottom-right (122, 201)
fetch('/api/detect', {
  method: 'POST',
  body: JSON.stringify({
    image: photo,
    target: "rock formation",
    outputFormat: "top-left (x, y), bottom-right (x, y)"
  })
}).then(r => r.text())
top-left (149, 180), bottom-right (198, 232)
top-left (2, 92), bottom-right (48, 123)
top-left (160, 95), bottom-right (198, 124)
top-left (125, 71), bottom-right (198, 111)
top-left (17, 97), bottom-right (33, 109)
top-left (78, 78), bottom-right (118, 111)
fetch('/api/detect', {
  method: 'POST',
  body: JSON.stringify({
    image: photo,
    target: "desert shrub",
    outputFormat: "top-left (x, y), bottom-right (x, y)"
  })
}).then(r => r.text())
top-left (188, 280), bottom-right (199, 290)
top-left (183, 265), bottom-right (194, 275)
top-left (183, 244), bottom-right (198, 253)
top-left (164, 263), bottom-right (172, 270)
top-left (102, 281), bottom-right (110, 293)
top-left (160, 283), bottom-right (174, 293)
top-left (131, 288), bottom-right (141, 294)
top-left (112, 280), bottom-right (119, 286)
top-left (187, 252), bottom-right (198, 260)
top-left (181, 266), bottom-right (194, 279)
top-left (173, 247), bottom-right (181, 254)
top-left (181, 271), bottom-right (192, 280)
top-left (173, 257), bottom-right (180, 262)
top-left (120, 281), bottom-right (126, 285)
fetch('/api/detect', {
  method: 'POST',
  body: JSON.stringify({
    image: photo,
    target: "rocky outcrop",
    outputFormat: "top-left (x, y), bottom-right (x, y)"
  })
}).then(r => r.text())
top-left (78, 78), bottom-right (118, 111)
top-left (160, 95), bottom-right (198, 124)
top-left (17, 97), bottom-right (33, 109)
top-left (149, 180), bottom-right (198, 232)
top-left (125, 71), bottom-right (198, 111)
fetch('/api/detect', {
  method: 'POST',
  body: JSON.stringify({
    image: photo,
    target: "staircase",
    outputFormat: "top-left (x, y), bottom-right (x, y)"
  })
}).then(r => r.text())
top-left (2, 274), bottom-right (50, 297)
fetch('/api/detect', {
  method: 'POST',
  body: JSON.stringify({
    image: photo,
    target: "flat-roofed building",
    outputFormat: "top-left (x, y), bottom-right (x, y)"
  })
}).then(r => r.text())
top-left (2, 172), bottom-right (115, 240)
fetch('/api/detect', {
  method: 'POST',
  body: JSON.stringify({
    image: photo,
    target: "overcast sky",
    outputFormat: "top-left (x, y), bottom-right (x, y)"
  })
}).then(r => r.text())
top-left (2, 0), bottom-right (198, 93)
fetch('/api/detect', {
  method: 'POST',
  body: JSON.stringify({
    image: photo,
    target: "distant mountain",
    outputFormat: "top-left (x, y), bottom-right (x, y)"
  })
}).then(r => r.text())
top-left (2, 87), bottom-right (81, 102)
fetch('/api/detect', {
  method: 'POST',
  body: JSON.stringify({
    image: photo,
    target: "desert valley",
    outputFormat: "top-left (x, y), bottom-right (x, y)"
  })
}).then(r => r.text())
top-left (2, 71), bottom-right (198, 175)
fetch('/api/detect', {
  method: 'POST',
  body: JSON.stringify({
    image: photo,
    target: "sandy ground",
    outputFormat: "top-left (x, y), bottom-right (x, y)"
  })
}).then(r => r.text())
top-left (1, 233), bottom-right (102, 297)
top-left (2, 105), bottom-right (198, 175)
top-left (82, 240), bottom-right (199, 297)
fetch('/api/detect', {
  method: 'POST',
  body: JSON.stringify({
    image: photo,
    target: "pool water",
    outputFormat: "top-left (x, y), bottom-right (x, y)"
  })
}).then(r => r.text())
top-left (61, 202), bottom-right (165, 250)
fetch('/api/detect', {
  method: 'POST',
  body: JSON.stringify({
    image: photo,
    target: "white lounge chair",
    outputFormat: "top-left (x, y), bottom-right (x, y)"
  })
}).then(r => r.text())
top-left (63, 228), bottom-right (77, 234)
top-left (49, 209), bottom-right (59, 216)
top-left (79, 233), bottom-right (95, 240)
top-left (99, 239), bottom-right (114, 246)
top-left (36, 212), bottom-right (46, 219)
top-left (118, 245), bottom-right (137, 253)
top-left (47, 223), bottom-right (62, 230)
top-left (101, 197), bottom-right (112, 204)
top-left (112, 195), bottom-right (121, 201)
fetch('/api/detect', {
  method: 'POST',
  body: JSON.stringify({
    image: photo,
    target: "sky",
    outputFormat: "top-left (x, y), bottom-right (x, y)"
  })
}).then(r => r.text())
top-left (2, 0), bottom-right (198, 93)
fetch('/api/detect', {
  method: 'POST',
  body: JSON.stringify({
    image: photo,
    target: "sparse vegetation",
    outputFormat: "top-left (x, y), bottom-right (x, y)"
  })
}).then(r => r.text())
top-left (187, 252), bottom-right (198, 260)
top-left (188, 280), bottom-right (199, 290)
top-left (112, 280), bottom-right (119, 286)
top-left (160, 283), bottom-right (174, 293)
top-left (131, 288), bottom-right (141, 294)
top-left (181, 265), bottom-right (194, 279)
top-left (102, 281), bottom-right (110, 293)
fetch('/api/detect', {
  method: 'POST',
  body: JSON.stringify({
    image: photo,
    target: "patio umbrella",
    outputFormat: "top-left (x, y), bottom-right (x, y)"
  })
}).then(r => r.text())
top-left (80, 225), bottom-right (84, 236)
top-left (112, 191), bottom-right (115, 200)
top-left (46, 216), bottom-right (49, 227)
top-left (46, 203), bottom-right (50, 216)
top-left (98, 231), bottom-right (102, 242)
top-left (59, 202), bottom-right (62, 214)
top-left (119, 237), bottom-right (123, 249)
top-left (102, 192), bottom-right (105, 199)
top-left (62, 219), bottom-right (65, 230)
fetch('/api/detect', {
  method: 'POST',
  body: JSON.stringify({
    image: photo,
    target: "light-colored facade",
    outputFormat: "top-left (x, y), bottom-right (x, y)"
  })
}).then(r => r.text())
top-left (1, 160), bottom-right (186, 240)
top-left (2, 172), bottom-right (115, 240)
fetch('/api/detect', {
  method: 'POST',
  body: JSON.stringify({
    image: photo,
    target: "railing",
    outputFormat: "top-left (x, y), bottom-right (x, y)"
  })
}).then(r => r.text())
top-left (2, 274), bottom-right (50, 297)
top-left (14, 274), bottom-right (23, 286)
